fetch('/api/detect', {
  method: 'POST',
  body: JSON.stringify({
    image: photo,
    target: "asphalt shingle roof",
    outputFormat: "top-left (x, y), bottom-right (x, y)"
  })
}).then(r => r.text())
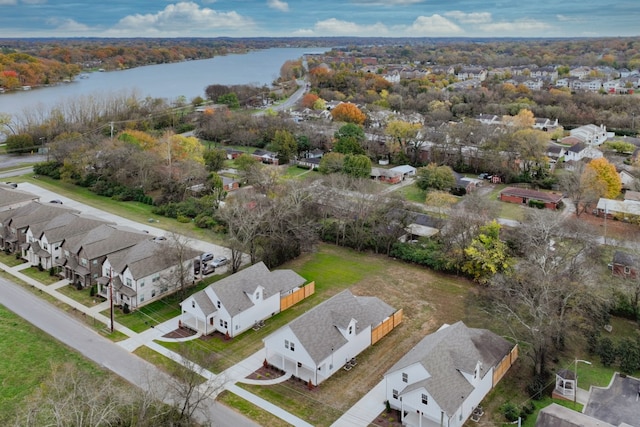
top-left (285, 289), bottom-right (396, 365)
top-left (386, 321), bottom-right (513, 417)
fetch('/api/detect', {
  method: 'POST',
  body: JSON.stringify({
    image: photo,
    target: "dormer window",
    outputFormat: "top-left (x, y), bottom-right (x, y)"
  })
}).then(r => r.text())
top-left (192, 301), bottom-right (195, 308)
top-left (402, 372), bottom-right (408, 383)
top-left (217, 300), bottom-right (221, 308)
top-left (348, 325), bottom-right (353, 335)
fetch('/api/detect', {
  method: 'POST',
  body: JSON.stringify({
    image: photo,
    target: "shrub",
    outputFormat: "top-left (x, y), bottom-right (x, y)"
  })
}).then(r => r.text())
top-left (48, 266), bottom-right (55, 276)
top-left (177, 215), bottom-right (191, 223)
top-left (526, 373), bottom-right (549, 399)
top-left (597, 336), bottom-right (617, 367)
top-left (37, 263), bottom-right (43, 272)
top-left (33, 160), bottom-right (62, 179)
top-left (528, 199), bottom-right (546, 209)
top-left (76, 281), bottom-right (83, 290)
top-left (122, 303), bottom-right (130, 314)
top-left (499, 402), bottom-right (520, 422)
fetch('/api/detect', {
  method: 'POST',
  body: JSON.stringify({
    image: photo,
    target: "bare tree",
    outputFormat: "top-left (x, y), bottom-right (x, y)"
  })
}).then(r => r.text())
top-left (157, 232), bottom-right (199, 299)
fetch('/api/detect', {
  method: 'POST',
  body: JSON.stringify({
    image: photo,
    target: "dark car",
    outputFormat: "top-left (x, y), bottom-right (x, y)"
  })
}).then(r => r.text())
top-left (49, 199), bottom-right (63, 204)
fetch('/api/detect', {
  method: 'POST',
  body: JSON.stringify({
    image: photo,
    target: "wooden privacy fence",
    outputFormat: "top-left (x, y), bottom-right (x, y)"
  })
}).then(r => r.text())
top-left (371, 309), bottom-right (403, 345)
top-left (493, 344), bottom-right (518, 386)
top-left (280, 281), bottom-right (315, 311)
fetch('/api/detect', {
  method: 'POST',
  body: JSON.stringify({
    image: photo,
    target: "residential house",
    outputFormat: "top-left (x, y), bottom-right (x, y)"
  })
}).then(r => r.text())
top-left (570, 124), bottom-right (612, 146)
top-left (295, 157), bottom-right (321, 170)
top-left (499, 187), bottom-right (564, 210)
top-left (225, 148), bottom-right (245, 160)
top-left (389, 165), bottom-right (417, 179)
top-left (61, 224), bottom-right (150, 288)
top-left (384, 321), bottom-right (517, 427)
top-left (99, 239), bottom-right (199, 310)
top-left (24, 212), bottom-right (109, 271)
top-left (620, 170), bottom-right (639, 190)
top-left (595, 197), bottom-right (640, 220)
top-left (252, 149), bottom-right (279, 165)
top-left (0, 185), bottom-right (39, 212)
top-left (475, 114), bottom-right (501, 125)
top-left (610, 251), bottom-right (639, 279)
top-left (546, 143), bottom-right (566, 165)
top-left (456, 67), bottom-right (487, 82)
top-left (0, 201), bottom-right (78, 253)
top-left (307, 148), bottom-right (325, 159)
top-left (180, 262), bottom-right (311, 337)
top-left (564, 143), bottom-right (603, 162)
top-left (453, 172), bottom-right (481, 194)
top-left (534, 118), bottom-right (560, 131)
top-left (263, 289), bottom-right (401, 386)
top-left (222, 176), bottom-right (240, 192)
top-left (371, 167), bottom-right (403, 184)
top-left (536, 403), bottom-right (616, 427)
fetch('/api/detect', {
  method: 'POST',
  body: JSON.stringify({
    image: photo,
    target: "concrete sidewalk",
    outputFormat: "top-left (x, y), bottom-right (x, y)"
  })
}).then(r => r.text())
top-left (331, 380), bottom-right (386, 427)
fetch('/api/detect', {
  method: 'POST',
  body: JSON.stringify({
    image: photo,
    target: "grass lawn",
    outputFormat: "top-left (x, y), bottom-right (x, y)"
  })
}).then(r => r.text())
top-left (397, 184), bottom-right (426, 203)
top-left (0, 304), bottom-right (106, 424)
top-left (282, 164), bottom-right (317, 179)
top-left (19, 266), bottom-right (63, 285)
top-left (217, 391), bottom-right (292, 427)
top-left (56, 283), bottom-right (104, 308)
top-left (0, 252), bottom-right (27, 267)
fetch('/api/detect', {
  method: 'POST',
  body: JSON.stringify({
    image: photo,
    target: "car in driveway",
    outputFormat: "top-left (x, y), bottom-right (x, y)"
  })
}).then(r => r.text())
top-left (200, 252), bottom-right (214, 263)
top-left (210, 256), bottom-right (228, 268)
top-left (201, 262), bottom-right (216, 275)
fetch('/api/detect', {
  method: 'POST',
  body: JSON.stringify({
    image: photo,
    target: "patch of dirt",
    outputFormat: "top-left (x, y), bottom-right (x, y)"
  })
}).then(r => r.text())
top-left (162, 326), bottom-right (197, 339)
top-left (370, 409), bottom-right (402, 427)
top-left (573, 211), bottom-right (640, 241)
top-left (246, 364), bottom-right (285, 381)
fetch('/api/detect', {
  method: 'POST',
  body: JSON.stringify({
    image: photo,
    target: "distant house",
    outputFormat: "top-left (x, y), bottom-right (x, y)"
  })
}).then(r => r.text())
top-left (384, 321), bottom-right (517, 427)
top-left (570, 124), bottom-right (612, 146)
top-left (180, 262), bottom-right (311, 337)
top-left (225, 148), bottom-right (245, 160)
top-left (453, 172), bottom-right (481, 194)
top-left (296, 157), bottom-right (321, 170)
top-left (253, 149), bottom-right (279, 165)
top-left (620, 170), bottom-right (638, 190)
top-left (611, 250), bottom-right (639, 279)
top-left (595, 197), bottom-right (640, 220)
top-left (389, 165), bottom-right (417, 179)
top-left (222, 176), bottom-right (240, 192)
top-left (475, 114), bottom-right (501, 125)
top-left (499, 187), bottom-right (564, 210)
top-left (263, 289), bottom-right (402, 386)
top-left (371, 167), bottom-right (403, 184)
top-left (564, 143), bottom-right (603, 162)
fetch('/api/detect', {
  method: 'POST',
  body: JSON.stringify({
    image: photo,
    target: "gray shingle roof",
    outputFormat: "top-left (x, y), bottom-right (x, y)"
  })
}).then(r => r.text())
top-left (286, 289), bottom-right (396, 364)
top-left (107, 239), bottom-right (199, 280)
top-left (193, 291), bottom-right (217, 317)
top-left (1, 201), bottom-right (77, 232)
top-left (386, 321), bottom-right (513, 417)
top-left (0, 186), bottom-right (39, 209)
top-left (211, 262), bottom-right (305, 315)
top-left (36, 212), bottom-right (109, 243)
top-left (66, 224), bottom-right (149, 259)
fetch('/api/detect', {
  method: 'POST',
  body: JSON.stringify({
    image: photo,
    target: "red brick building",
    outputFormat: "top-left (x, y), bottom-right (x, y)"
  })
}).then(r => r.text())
top-left (499, 187), bottom-right (563, 210)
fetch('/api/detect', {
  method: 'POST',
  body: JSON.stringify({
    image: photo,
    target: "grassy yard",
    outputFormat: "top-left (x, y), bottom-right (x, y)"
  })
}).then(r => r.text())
top-left (19, 266), bottom-right (64, 285)
top-left (282, 164), bottom-right (317, 179)
top-left (397, 184), bottom-right (426, 203)
top-left (56, 283), bottom-right (105, 308)
top-left (217, 391), bottom-right (292, 427)
top-left (0, 251), bottom-right (26, 267)
top-left (0, 304), bottom-right (107, 425)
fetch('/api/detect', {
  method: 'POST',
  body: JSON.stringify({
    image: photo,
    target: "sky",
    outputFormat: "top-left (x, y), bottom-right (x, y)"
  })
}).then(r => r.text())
top-left (0, 0), bottom-right (638, 39)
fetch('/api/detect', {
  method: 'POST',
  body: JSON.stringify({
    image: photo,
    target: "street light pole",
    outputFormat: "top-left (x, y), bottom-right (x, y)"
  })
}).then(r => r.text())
top-left (574, 358), bottom-right (592, 406)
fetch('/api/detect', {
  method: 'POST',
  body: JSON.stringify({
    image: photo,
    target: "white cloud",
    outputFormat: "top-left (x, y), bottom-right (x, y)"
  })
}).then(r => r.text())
top-left (0, 0), bottom-right (18, 5)
top-left (477, 18), bottom-right (550, 34)
top-left (112, 1), bottom-right (254, 35)
top-left (404, 15), bottom-right (464, 36)
top-left (350, 0), bottom-right (424, 4)
top-left (21, 0), bottom-right (47, 4)
top-left (267, 0), bottom-right (289, 12)
top-left (46, 17), bottom-right (90, 32)
top-left (444, 11), bottom-right (492, 24)
top-left (310, 18), bottom-right (390, 36)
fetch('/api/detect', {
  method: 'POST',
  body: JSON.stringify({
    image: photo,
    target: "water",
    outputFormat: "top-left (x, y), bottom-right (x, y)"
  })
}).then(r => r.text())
top-left (0, 47), bottom-right (328, 118)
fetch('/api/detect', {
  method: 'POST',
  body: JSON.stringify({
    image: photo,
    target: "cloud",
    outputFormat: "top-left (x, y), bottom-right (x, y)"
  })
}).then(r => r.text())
top-left (350, 0), bottom-right (424, 4)
top-left (477, 18), bottom-right (551, 34)
top-left (112, 1), bottom-right (254, 34)
top-left (444, 11), bottom-right (492, 24)
top-left (21, 0), bottom-right (47, 4)
top-left (405, 14), bottom-right (464, 36)
top-left (0, 0), bottom-right (17, 5)
top-left (307, 18), bottom-right (390, 36)
top-left (267, 0), bottom-right (289, 12)
top-left (46, 17), bottom-right (90, 32)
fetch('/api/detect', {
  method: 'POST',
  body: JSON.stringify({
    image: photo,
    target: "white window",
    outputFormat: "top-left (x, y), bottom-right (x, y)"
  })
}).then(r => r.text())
top-left (151, 290), bottom-right (156, 298)
top-left (624, 266), bottom-right (631, 275)
top-left (92, 259), bottom-right (97, 265)
top-left (80, 258), bottom-right (87, 266)
top-left (43, 243), bottom-right (48, 250)
top-left (392, 389), bottom-right (398, 399)
top-left (140, 295), bottom-right (144, 302)
top-left (126, 278), bottom-right (132, 287)
top-left (402, 372), bottom-right (408, 383)
top-left (422, 394), bottom-right (428, 405)
top-left (139, 280), bottom-right (144, 287)
top-left (192, 301), bottom-right (195, 308)
top-left (285, 340), bottom-right (290, 349)
top-left (348, 325), bottom-right (353, 335)
top-left (290, 342), bottom-right (295, 352)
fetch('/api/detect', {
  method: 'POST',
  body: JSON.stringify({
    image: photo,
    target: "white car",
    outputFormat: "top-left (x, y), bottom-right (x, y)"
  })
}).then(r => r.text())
top-left (210, 256), bottom-right (228, 268)
top-left (201, 263), bottom-right (216, 275)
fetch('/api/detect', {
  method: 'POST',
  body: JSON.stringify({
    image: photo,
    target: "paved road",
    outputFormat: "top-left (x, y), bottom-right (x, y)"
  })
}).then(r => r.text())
top-left (0, 276), bottom-right (257, 427)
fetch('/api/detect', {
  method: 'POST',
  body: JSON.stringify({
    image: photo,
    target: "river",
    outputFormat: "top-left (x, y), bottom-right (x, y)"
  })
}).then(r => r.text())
top-left (0, 47), bottom-right (328, 119)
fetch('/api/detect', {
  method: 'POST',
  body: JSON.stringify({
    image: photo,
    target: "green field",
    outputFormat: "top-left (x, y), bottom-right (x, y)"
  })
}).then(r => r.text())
top-left (0, 305), bottom-right (106, 424)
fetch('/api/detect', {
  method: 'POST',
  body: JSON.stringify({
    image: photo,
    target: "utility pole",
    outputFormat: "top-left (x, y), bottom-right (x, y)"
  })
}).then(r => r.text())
top-left (109, 267), bottom-right (114, 333)
top-left (110, 121), bottom-right (114, 139)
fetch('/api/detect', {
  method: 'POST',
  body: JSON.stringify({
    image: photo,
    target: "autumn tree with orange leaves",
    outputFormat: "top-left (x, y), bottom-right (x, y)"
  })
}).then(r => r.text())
top-left (301, 93), bottom-right (319, 109)
top-left (330, 102), bottom-right (366, 125)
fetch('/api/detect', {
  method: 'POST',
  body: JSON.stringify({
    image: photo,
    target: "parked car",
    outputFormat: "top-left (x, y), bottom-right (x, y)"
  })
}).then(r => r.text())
top-left (201, 262), bottom-right (216, 275)
top-left (194, 259), bottom-right (201, 274)
top-left (49, 199), bottom-right (63, 204)
top-left (200, 252), bottom-right (214, 263)
top-left (210, 256), bottom-right (228, 268)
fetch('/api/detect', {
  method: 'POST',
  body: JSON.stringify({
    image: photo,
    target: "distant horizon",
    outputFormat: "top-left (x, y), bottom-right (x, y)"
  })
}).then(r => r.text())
top-left (0, 1), bottom-right (638, 39)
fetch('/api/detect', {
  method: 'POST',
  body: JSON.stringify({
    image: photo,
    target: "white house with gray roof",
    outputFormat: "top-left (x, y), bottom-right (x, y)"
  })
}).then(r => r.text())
top-left (180, 262), bottom-right (308, 338)
top-left (263, 289), bottom-right (400, 386)
top-left (99, 239), bottom-right (199, 310)
top-left (384, 321), bottom-right (517, 427)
